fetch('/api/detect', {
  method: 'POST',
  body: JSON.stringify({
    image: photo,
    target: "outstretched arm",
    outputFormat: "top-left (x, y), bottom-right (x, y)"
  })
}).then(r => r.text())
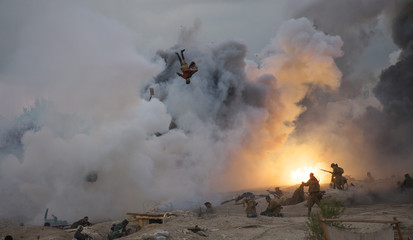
top-left (189, 61), bottom-right (198, 71)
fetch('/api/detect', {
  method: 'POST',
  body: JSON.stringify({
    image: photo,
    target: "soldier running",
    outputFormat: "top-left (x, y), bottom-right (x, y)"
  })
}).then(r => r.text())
top-left (302, 173), bottom-right (321, 216)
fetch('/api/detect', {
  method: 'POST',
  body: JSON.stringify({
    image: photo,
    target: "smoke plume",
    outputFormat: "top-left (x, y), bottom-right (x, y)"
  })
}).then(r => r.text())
top-left (0, 0), bottom-right (411, 225)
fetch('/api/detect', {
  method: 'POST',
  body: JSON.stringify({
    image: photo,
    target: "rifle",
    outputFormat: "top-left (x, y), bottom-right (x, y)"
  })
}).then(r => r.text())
top-left (320, 169), bottom-right (333, 174)
top-left (220, 198), bottom-right (235, 205)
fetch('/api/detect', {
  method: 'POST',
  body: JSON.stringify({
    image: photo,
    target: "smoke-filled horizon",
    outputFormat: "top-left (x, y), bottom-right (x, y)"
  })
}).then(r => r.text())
top-left (0, 0), bottom-right (411, 225)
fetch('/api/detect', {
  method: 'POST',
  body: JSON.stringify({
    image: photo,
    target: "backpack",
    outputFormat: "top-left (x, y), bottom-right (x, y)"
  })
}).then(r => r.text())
top-left (310, 178), bottom-right (320, 192)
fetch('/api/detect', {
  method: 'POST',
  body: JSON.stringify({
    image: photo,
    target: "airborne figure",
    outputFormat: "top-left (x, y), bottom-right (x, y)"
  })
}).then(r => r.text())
top-left (176, 49), bottom-right (198, 84)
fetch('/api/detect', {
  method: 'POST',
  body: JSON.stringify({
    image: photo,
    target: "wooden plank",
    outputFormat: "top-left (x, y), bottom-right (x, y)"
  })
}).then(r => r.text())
top-left (319, 214), bottom-right (329, 240)
top-left (127, 212), bottom-right (177, 217)
top-left (132, 216), bottom-right (164, 220)
top-left (321, 217), bottom-right (403, 239)
top-left (127, 213), bottom-right (164, 217)
top-left (322, 219), bottom-right (399, 224)
top-left (394, 217), bottom-right (403, 240)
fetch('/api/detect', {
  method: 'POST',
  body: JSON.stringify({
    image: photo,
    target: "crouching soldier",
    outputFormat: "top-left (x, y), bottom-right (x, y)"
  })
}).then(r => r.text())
top-left (260, 196), bottom-right (283, 217)
top-left (242, 196), bottom-right (258, 218)
top-left (74, 225), bottom-right (92, 240)
top-left (107, 219), bottom-right (130, 240)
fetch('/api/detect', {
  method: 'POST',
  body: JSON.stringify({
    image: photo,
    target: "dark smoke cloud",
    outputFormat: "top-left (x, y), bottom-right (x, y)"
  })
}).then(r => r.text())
top-left (294, 0), bottom-right (394, 74)
top-left (359, 2), bottom-right (413, 165)
top-left (291, 0), bottom-right (396, 143)
top-left (289, 0), bottom-right (413, 180)
top-left (392, 2), bottom-right (413, 50)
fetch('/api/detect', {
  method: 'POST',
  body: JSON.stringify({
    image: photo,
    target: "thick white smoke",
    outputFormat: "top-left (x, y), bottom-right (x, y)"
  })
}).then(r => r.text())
top-left (0, 1), bottom-right (173, 223)
top-left (1, 0), bottom-right (408, 226)
top-left (0, 1), bottom-right (271, 224)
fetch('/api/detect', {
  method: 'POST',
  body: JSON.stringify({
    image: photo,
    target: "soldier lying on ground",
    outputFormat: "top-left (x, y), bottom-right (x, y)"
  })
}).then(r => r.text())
top-left (71, 216), bottom-right (92, 229)
top-left (221, 192), bottom-right (254, 205)
top-left (266, 187), bottom-right (283, 199)
top-left (221, 192), bottom-right (268, 205)
top-left (198, 202), bottom-right (217, 218)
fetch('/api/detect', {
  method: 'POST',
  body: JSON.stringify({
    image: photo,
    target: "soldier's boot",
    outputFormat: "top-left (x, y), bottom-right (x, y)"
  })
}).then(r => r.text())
top-left (175, 52), bottom-right (182, 64)
top-left (181, 49), bottom-right (186, 60)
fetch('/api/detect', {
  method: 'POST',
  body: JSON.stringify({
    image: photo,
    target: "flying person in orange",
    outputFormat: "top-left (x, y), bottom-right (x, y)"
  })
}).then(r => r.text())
top-left (176, 49), bottom-right (198, 84)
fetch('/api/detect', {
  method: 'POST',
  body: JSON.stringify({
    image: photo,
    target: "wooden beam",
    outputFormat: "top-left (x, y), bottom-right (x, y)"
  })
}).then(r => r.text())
top-left (127, 212), bottom-right (164, 217)
top-left (393, 217), bottom-right (403, 240)
top-left (322, 219), bottom-right (399, 224)
top-left (321, 217), bottom-right (403, 240)
top-left (132, 216), bottom-right (164, 220)
top-left (319, 214), bottom-right (329, 240)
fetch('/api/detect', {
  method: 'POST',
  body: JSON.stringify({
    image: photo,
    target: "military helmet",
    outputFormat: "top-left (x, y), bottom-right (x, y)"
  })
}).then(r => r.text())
top-left (122, 219), bottom-right (129, 225)
top-left (310, 172), bottom-right (314, 177)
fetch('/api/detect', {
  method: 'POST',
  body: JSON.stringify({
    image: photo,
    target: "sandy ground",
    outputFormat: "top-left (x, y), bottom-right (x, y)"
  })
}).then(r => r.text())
top-left (1, 183), bottom-right (413, 240)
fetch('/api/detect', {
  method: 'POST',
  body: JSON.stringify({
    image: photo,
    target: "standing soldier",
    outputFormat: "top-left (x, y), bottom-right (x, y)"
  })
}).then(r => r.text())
top-left (302, 173), bottom-right (321, 216)
top-left (331, 163), bottom-right (344, 189)
top-left (398, 173), bottom-right (413, 191)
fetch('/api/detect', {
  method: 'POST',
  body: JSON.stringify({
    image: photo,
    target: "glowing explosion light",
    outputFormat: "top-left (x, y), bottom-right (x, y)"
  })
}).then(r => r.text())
top-left (290, 167), bottom-right (322, 184)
